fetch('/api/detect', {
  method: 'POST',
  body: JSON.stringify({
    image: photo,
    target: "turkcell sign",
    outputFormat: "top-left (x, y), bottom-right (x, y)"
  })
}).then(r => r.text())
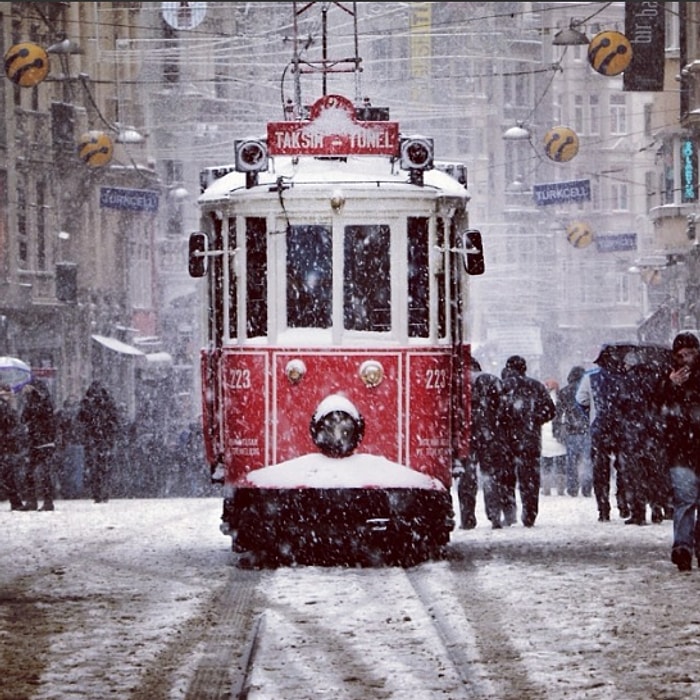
top-left (267, 94), bottom-right (399, 156)
top-left (595, 233), bottom-right (638, 253)
top-left (100, 187), bottom-right (159, 213)
top-left (533, 179), bottom-right (591, 206)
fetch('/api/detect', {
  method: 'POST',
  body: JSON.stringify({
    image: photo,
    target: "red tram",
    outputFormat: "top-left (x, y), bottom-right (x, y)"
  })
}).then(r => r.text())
top-left (188, 5), bottom-right (484, 566)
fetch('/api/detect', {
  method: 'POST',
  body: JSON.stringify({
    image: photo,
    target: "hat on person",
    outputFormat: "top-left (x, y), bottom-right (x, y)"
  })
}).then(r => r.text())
top-left (505, 355), bottom-right (527, 375)
top-left (673, 331), bottom-right (700, 353)
top-left (567, 366), bottom-right (585, 384)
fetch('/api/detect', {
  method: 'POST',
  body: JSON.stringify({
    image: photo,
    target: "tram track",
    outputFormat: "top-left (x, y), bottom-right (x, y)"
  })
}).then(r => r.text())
top-left (187, 562), bottom-right (522, 700)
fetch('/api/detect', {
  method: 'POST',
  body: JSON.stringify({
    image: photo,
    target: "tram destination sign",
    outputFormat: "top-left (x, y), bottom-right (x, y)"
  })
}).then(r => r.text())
top-left (533, 179), bottom-right (591, 206)
top-left (267, 94), bottom-right (399, 157)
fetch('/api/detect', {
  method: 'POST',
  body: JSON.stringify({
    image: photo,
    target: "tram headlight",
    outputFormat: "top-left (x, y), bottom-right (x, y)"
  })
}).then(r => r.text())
top-left (359, 360), bottom-right (384, 388)
top-left (285, 359), bottom-right (307, 384)
top-left (234, 138), bottom-right (269, 172)
top-left (330, 189), bottom-right (345, 211)
top-left (399, 136), bottom-right (434, 171)
top-left (310, 394), bottom-right (365, 458)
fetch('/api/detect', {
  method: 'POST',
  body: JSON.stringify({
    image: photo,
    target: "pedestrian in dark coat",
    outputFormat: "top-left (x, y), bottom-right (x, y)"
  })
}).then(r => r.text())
top-left (55, 395), bottom-right (85, 498)
top-left (21, 378), bottom-right (57, 511)
top-left (617, 349), bottom-right (670, 525)
top-left (457, 358), bottom-right (509, 529)
top-left (76, 381), bottom-right (120, 503)
top-left (575, 346), bottom-right (629, 522)
top-left (557, 366), bottom-right (592, 497)
top-left (0, 383), bottom-right (27, 510)
top-left (499, 355), bottom-right (556, 527)
top-left (656, 332), bottom-right (700, 571)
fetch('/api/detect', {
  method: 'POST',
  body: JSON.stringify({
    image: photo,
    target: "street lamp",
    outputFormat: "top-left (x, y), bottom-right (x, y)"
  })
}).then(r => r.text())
top-left (503, 122), bottom-right (531, 141)
top-left (552, 20), bottom-right (590, 46)
top-left (46, 34), bottom-right (83, 55)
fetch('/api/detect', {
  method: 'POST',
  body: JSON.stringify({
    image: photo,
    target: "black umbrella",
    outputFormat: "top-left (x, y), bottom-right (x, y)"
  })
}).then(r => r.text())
top-left (595, 342), bottom-right (672, 376)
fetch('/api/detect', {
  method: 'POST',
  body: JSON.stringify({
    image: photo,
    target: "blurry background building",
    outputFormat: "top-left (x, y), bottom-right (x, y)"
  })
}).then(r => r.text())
top-left (1, 1), bottom-right (696, 421)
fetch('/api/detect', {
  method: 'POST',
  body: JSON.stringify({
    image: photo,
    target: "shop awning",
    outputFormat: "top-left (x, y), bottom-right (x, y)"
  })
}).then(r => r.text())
top-left (91, 334), bottom-right (145, 357)
top-left (637, 305), bottom-right (673, 345)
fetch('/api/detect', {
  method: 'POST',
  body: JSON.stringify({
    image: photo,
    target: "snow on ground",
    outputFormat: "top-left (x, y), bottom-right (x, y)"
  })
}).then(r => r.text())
top-left (1, 492), bottom-right (699, 699)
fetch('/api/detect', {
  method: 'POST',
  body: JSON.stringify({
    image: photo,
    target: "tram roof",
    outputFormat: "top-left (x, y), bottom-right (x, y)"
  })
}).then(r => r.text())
top-left (199, 155), bottom-right (470, 205)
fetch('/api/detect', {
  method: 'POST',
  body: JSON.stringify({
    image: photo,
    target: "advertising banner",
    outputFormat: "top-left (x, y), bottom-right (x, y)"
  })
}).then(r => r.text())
top-left (623, 1), bottom-right (665, 91)
top-left (533, 179), bottom-right (591, 206)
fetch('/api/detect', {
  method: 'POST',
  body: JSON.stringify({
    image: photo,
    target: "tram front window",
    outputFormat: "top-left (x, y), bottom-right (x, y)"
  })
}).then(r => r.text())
top-left (287, 225), bottom-right (332, 328)
top-left (344, 225), bottom-right (391, 332)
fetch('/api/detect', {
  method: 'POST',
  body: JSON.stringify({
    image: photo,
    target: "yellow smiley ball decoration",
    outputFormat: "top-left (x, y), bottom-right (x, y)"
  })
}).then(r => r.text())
top-left (78, 131), bottom-right (114, 168)
top-left (566, 221), bottom-right (594, 249)
top-left (588, 30), bottom-right (633, 77)
top-left (4, 42), bottom-right (50, 87)
top-left (544, 126), bottom-right (580, 163)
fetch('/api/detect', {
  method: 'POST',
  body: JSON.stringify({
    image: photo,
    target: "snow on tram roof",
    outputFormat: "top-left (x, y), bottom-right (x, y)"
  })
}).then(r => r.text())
top-left (199, 155), bottom-right (470, 204)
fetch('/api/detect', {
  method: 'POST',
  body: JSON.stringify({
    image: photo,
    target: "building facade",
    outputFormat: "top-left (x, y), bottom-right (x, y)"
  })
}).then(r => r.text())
top-left (2, 1), bottom-right (692, 422)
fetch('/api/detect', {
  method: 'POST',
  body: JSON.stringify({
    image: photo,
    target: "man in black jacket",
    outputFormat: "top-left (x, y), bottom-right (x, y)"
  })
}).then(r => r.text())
top-left (457, 358), bottom-right (510, 529)
top-left (0, 383), bottom-right (27, 510)
top-left (658, 332), bottom-right (700, 571)
top-left (21, 378), bottom-right (57, 511)
top-left (499, 355), bottom-right (556, 527)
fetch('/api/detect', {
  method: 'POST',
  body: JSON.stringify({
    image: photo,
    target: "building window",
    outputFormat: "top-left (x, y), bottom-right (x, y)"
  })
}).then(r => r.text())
top-left (589, 95), bottom-right (600, 136)
top-left (37, 180), bottom-right (46, 270)
top-left (610, 95), bottom-right (627, 135)
top-left (17, 172), bottom-right (28, 267)
top-left (665, 2), bottom-right (680, 51)
top-left (616, 273), bottom-right (631, 304)
top-left (573, 95), bottom-right (584, 134)
top-left (610, 182), bottom-right (629, 211)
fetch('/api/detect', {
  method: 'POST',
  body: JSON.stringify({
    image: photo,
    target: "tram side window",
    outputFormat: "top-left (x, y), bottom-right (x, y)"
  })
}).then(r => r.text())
top-left (227, 218), bottom-right (237, 339)
top-left (436, 219), bottom-right (447, 338)
top-left (287, 225), bottom-right (332, 328)
top-left (408, 217), bottom-right (429, 338)
top-left (246, 218), bottom-right (267, 338)
top-left (210, 214), bottom-right (225, 346)
top-left (344, 225), bottom-right (391, 332)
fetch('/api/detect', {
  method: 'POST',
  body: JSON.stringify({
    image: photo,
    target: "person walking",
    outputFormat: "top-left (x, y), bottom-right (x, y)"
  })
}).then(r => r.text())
top-left (657, 332), bottom-right (700, 571)
top-left (0, 383), bottom-right (28, 511)
top-left (21, 378), bottom-right (57, 511)
top-left (557, 366), bottom-right (592, 497)
top-left (76, 381), bottom-right (120, 503)
top-left (499, 355), bottom-right (556, 527)
top-left (55, 395), bottom-right (85, 498)
top-left (575, 346), bottom-right (629, 522)
top-left (457, 358), bottom-right (510, 529)
top-left (616, 348), bottom-right (671, 526)
top-left (540, 379), bottom-right (567, 496)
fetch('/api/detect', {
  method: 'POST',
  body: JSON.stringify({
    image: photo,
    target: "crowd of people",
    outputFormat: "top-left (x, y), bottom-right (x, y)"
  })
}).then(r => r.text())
top-left (0, 379), bottom-right (214, 509)
top-left (3, 331), bottom-right (699, 573)
top-left (457, 331), bottom-right (700, 573)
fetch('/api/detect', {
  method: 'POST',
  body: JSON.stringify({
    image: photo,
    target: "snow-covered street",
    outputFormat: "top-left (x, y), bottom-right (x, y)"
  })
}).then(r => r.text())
top-left (1, 494), bottom-right (699, 699)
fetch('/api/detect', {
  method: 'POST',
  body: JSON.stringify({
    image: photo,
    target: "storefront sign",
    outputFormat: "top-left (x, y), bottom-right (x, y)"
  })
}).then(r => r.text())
top-left (595, 233), bottom-right (637, 253)
top-left (533, 179), bottom-right (591, 206)
top-left (100, 187), bottom-right (159, 213)
top-left (624, 1), bottom-right (665, 91)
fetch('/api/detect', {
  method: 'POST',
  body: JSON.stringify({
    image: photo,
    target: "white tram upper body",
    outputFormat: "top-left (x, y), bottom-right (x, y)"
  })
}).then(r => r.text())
top-left (191, 94), bottom-right (483, 566)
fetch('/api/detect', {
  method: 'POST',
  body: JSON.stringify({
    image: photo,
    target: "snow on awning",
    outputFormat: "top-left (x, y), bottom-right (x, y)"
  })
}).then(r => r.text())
top-left (91, 334), bottom-right (145, 357)
top-left (145, 352), bottom-right (173, 366)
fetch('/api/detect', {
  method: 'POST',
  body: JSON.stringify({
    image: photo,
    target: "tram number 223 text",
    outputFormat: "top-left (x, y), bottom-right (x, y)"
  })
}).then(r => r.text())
top-left (228, 368), bottom-right (252, 390)
top-left (425, 368), bottom-right (448, 390)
